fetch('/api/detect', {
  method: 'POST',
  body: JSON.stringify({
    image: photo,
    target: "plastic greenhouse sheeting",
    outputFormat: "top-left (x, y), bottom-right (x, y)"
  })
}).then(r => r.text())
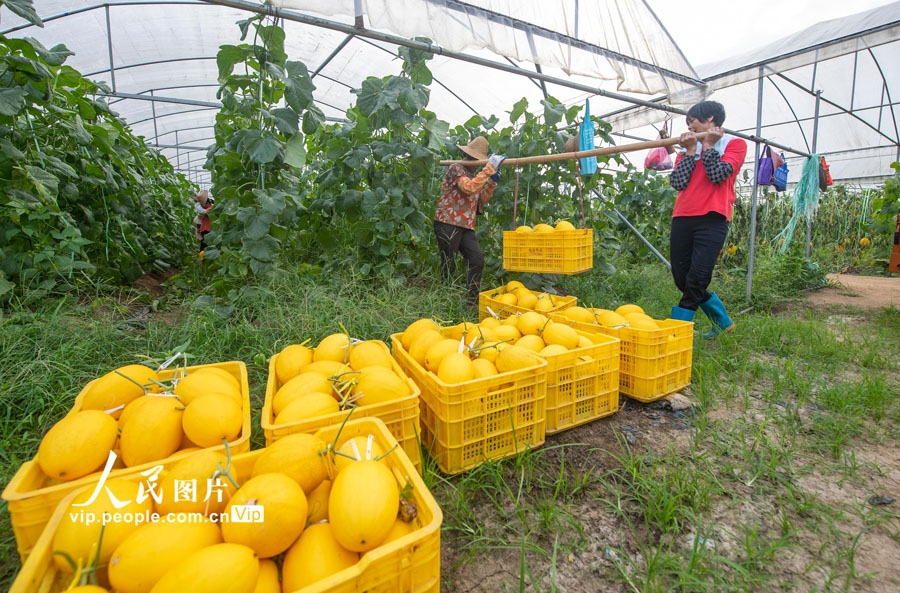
top-left (1, 1), bottom-right (898, 185)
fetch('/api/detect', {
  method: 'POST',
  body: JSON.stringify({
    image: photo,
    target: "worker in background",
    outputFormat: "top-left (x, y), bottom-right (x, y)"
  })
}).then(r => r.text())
top-left (434, 136), bottom-right (505, 307)
top-left (666, 101), bottom-right (747, 337)
top-left (193, 189), bottom-right (214, 251)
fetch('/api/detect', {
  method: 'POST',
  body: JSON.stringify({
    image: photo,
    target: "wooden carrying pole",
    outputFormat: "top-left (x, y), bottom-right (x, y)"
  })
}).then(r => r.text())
top-left (439, 132), bottom-right (709, 167)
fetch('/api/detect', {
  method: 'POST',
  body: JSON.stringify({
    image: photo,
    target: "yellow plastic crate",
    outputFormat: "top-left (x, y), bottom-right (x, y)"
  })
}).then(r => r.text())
top-left (9, 417), bottom-right (442, 593)
top-left (261, 340), bottom-right (421, 472)
top-left (390, 332), bottom-right (547, 475)
top-left (549, 316), bottom-right (694, 402)
top-left (478, 288), bottom-right (576, 321)
top-left (541, 329), bottom-right (621, 434)
top-left (2, 361), bottom-right (252, 563)
top-left (503, 229), bottom-right (593, 274)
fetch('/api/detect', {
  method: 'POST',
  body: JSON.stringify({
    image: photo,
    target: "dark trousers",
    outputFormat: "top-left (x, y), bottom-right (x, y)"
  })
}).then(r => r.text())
top-left (669, 213), bottom-right (729, 310)
top-left (434, 220), bottom-right (484, 305)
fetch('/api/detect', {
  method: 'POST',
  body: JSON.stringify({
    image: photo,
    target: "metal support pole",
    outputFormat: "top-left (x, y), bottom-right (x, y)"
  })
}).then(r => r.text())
top-left (150, 90), bottom-right (159, 144)
top-left (808, 90), bottom-right (821, 259)
top-left (105, 5), bottom-right (116, 93)
top-left (175, 130), bottom-right (181, 172)
top-left (747, 68), bottom-right (764, 301)
top-left (592, 189), bottom-right (670, 270)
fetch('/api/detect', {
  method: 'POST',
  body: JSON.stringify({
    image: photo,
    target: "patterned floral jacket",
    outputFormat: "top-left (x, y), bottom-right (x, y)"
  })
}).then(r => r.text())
top-left (434, 162), bottom-right (498, 230)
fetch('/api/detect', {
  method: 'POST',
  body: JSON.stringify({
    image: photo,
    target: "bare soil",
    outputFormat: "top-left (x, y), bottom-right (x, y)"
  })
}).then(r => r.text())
top-left (805, 274), bottom-right (900, 310)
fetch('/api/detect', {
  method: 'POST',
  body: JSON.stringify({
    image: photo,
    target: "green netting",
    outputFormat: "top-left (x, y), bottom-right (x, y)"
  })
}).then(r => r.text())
top-left (775, 156), bottom-right (822, 252)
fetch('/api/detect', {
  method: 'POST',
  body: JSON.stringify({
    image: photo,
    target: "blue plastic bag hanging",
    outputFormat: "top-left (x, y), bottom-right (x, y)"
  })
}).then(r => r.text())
top-left (579, 100), bottom-right (597, 176)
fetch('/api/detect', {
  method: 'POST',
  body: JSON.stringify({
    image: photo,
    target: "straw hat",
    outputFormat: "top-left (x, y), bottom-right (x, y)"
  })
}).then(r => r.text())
top-left (457, 136), bottom-right (489, 160)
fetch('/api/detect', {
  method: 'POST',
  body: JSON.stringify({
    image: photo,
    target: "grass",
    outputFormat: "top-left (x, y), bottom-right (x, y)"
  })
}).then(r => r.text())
top-left (2, 255), bottom-right (899, 591)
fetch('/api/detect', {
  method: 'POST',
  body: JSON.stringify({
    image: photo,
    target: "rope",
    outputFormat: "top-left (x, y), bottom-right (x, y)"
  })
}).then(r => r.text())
top-left (775, 156), bottom-right (821, 252)
top-left (512, 166), bottom-right (520, 229)
top-left (524, 164), bottom-right (531, 223)
top-left (575, 160), bottom-right (586, 229)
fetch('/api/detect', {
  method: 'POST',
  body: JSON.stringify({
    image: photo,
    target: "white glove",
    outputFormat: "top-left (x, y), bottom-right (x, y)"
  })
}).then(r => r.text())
top-left (487, 154), bottom-right (506, 168)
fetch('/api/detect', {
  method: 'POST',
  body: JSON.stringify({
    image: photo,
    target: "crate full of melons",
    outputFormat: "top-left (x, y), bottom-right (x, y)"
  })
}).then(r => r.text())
top-left (391, 319), bottom-right (547, 474)
top-left (2, 360), bottom-right (251, 562)
top-left (478, 280), bottom-right (576, 321)
top-left (551, 304), bottom-right (693, 402)
top-left (485, 311), bottom-right (621, 434)
top-left (9, 417), bottom-right (441, 593)
top-left (503, 221), bottom-right (593, 274)
top-left (263, 336), bottom-right (421, 471)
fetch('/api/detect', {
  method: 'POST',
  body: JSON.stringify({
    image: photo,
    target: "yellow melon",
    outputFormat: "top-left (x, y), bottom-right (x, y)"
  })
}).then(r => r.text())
top-left (472, 358), bottom-right (499, 378)
top-left (596, 311), bottom-right (628, 327)
top-left (378, 518), bottom-right (416, 547)
top-left (615, 304), bottom-right (644, 316)
top-left (424, 339), bottom-right (461, 373)
top-left (408, 329), bottom-right (443, 367)
top-left (108, 519), bottom-right (222, 593)
top-left (540, 344), bottom-right (569, 356)
top-left (348, 341), bottom-right (393, 371)
top-left (518, 311), bottom-right (548, 336)
top-left (515, 334), bottom-right (545, 353)
top-left (82, 364), bottom-right (159, 416)
top-left (333, 434), bottom-right (388, 474)
top-left (515, 225), bottom-right (533, 233)
top-left (555, 220), bottom-right (576, 231)
top-left (496, 293), bottom-right (517, 307)
top-left (400, 318), bottom-right (441, 351)
top-left (496, 345), bottom-right (541, 374)
top-left (156, 450), bottom-right (235, 516)
top-left (562, 306), bottom-right (594, 323)
top-left (120, 396), bottom-right (183, 467)
top-left (628, 317), bottom-right (660, 330)
top-left (222, 473), bottom-right (308, 558)
top-left (351, 366), bottom-right (411, 406)
top-left (273, 372), bottom-right (332, 416)
top-left (174, 370), bottom-right (241, 406)
top-left (534, 296), bottom-right (555, 312)
top-left (437, 352), bottom-right (475, 384)
top-left (53, 479), bottom-right (155, 572)
top-left (501, 314), bottom-right (520, 327)
top-left (38, 410), bottom-right (117, 481)
top-left (506, 280), bottom-right (526, 293)
top-left (118, 396), bottom-right (154, 430)
top-left (329, 461), bottom-right (399, 552)
top-left (275, 344), bottom-right (313, 384)
top-left (479, 317), bottom-right (501, 329)
top-left (306, 479), bottom-right (332, 523)
top-left (282, 523), bottom-right (358, 592)
top-left (474, 341), bottom-right (503, 363)
top-left (252, 559), bottom-right (280, 593)
top-left (492, 324), bottom-right (521, 342)
top-left (251, 433), bottom-right (329, 494)
top-left (542, 323), bottom-right (580, 350)
top-left (314, 333), bottom-right (354, 364)
top-left (533, 223), bottom-right (555, 233)
top-left (183, 393), bottom-right (242, 448)
top-left (192, 366), bottom-right (241, 394)
top-left (149, 543), bottom-right (259, 593)
top-left (577, 335), bottom-right (593, 348)
top-left (274, 392), bottom-right (340, 426)
top-left (299, 360), bottom-right (350, 379)
top-left (624, 312), bottom-right (653, 323)
top-left (516, 291), bottom-right (538, 310)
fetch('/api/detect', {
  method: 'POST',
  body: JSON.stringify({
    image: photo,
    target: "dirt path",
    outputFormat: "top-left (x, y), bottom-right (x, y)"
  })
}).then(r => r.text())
top-left (805, 274), bottom-right (900, 309)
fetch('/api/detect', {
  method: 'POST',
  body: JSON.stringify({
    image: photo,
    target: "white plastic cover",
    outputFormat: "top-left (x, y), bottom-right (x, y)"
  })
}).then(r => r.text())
top-left (2, 1), bottom-right (898, 184)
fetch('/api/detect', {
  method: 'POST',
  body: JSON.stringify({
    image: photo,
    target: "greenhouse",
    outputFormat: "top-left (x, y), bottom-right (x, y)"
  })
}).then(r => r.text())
top-left (1, 0), bottom-right (899, 592)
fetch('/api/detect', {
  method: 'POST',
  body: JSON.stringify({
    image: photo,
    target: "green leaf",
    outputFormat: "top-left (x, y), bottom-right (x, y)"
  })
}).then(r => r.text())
top-left (424, 117), bottom-right (449, 152)
top-left (24, 166), bottom-right (59, 201)
top-left (464, 115), bottom-right (482, 128)
top-left (541, 99), bottom-right (565, 128)
top-left (354, 78), bottom-right (385, 117)
top-left (283, 134), bottom-right (306, 168)
top-left (26, 39), bottom-right (73, 66)
top-left (242, 236), bottom-right (280, 261)
top-left (245, 215), bottom-right (272, 240)
top-left (269, 107), bottom-right (299, 135)
top-left (0, 138), bottom-right (24, 159)
top-left (284, 61), bottom-right (316, 112)
top-left (302, 106), bottom-right (325, 135)
top-left (0, 276), bottom-right (14, 296)
top-left (510, 97), bottom-right (528, 123)
top-left (2, 0), bottom-right (43, 27)
top-left (246, 135), bottom-right (280, 164)
top-left (217, 45), bottom-right (246, 80)
top-left (72, 115), bottom-right (92, 145)
top-left (0, 88), bottom-right (28, 116)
